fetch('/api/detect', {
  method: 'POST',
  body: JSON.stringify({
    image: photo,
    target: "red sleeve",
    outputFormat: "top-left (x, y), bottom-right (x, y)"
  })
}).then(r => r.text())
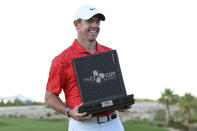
top-left (46, 57), bottom-right (67, 95)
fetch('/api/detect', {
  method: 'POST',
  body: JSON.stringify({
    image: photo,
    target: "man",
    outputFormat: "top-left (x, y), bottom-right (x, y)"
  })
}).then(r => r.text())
top-left (45, 5), bottom-right (130, 131)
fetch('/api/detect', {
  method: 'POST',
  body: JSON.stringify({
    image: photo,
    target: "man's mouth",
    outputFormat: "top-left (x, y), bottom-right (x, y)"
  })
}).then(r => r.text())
top-left (89, 30), bottom-right (97, 33)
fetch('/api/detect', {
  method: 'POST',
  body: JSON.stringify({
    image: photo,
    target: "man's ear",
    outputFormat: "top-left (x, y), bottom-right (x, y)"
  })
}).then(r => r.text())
top-left (74, 21), bottom-right (79, 29)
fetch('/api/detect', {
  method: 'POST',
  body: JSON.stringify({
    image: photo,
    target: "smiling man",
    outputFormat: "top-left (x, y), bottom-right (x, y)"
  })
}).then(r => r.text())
top-left (45, 5), bottom-right (130, 131)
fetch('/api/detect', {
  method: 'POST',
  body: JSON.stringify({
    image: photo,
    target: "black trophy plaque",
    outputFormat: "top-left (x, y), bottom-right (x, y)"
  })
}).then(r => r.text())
top-left (72, 50), bottom-right (134, 115)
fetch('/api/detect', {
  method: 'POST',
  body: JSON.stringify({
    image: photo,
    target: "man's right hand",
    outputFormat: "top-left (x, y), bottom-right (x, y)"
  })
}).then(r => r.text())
top-left (69, 104), bottom-right (92, 121)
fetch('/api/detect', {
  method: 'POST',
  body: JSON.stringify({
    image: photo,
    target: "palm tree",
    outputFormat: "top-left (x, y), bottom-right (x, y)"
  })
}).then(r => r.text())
top-left (159, 88), bottom-right (178, 122)
top-left (179, 93), bottom-right (197, 125)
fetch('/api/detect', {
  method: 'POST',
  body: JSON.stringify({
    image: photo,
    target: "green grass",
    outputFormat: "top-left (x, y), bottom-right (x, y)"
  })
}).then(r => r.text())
top-left (0, 117), bottom-right (168, 131)
top-left (0, 118), bottom-right (68, 131)
top-left (123, 120), bottom-right (168, 131)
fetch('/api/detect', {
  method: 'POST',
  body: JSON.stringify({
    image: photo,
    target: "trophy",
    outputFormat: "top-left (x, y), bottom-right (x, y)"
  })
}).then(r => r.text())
top-left (72, 50), bottom-right (134, 115)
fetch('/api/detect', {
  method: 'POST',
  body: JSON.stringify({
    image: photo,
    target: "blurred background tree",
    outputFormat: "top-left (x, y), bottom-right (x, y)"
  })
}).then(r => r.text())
top-left (159, 88), bottom-right (179, 122)
top-left (179, 93), bottom-right (197, 125)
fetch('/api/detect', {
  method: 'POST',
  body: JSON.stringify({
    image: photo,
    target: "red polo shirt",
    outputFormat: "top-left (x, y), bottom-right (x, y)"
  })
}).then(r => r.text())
top-left (46, 39), bottom-right (114, 117)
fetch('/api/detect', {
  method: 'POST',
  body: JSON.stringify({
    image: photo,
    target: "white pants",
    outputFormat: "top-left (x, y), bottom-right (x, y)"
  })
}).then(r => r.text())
top-left (68, 116), bottom-right (124, 131)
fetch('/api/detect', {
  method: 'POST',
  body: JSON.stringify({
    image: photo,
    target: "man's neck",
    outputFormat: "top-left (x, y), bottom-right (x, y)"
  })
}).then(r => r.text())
top-left (77, 38), bottom-right (96, 54)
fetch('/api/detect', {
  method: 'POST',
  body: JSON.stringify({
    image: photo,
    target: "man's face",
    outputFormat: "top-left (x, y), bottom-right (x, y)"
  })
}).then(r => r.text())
top-left (76, 16), bottom-right (101, 42)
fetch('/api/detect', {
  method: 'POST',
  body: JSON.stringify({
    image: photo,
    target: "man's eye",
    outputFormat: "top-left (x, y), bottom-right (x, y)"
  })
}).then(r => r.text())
top-left (96, 20), bottom-right (100, 24)
top-left (88, 19), bottom-right (93, 23)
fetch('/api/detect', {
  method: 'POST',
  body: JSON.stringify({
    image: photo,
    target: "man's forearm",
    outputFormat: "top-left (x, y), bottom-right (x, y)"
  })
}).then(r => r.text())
top-left (45, 91), bottom-right (66, 115)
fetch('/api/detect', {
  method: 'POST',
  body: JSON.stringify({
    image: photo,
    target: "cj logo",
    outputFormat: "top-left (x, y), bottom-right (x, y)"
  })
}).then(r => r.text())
top-left (93, 70), bottom-right (104, 83)
top-left (83, 70), bottom-right (116, 84)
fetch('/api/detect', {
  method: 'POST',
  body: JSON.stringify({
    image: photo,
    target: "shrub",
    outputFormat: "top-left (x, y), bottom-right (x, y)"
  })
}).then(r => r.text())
top-left (168, 120), bottom-right (189, 131)
top-left (154, 109), bottom-right (166, 121)
top-left (171, 110), bottom-right (184, 122)
top-left (46, 112), bottom-right (51, 117)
